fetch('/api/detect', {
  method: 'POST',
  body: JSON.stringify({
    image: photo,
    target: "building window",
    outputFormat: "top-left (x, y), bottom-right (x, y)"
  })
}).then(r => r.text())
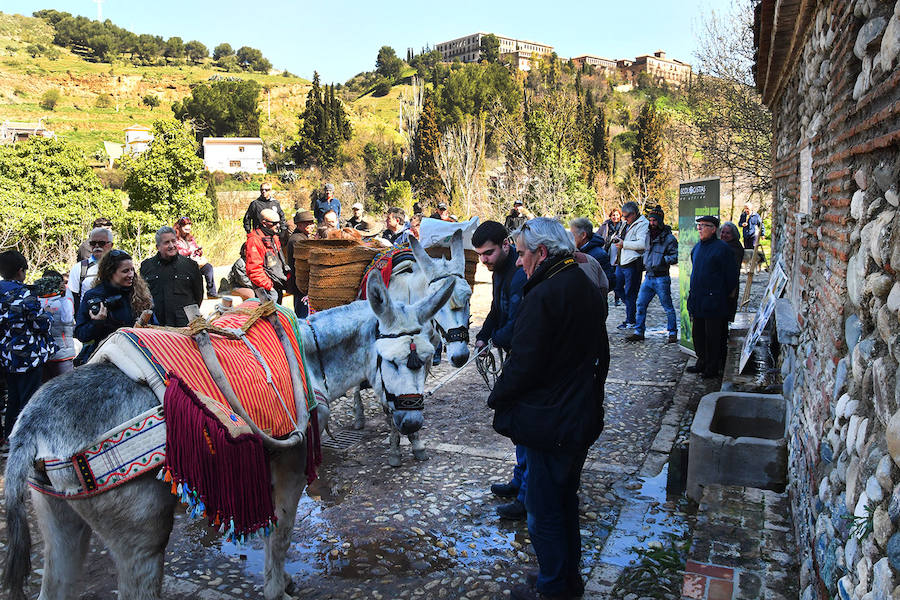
top-left (230, 160), bottom-right (241, 168)
top-left (238, 146), bottom-right (245, 152)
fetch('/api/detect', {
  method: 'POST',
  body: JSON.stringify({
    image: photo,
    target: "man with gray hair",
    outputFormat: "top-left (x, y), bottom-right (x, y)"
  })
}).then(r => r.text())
top-left (66, 226), bottom-right (114, 314)
top-left (314, 182), bottom-right (342, 224)
top-left (489, 217), bottom-right (609, 600)
top-left (612, 201), bottom-right (649, 330)
top-left (140, 226), bottom-right (203, 327)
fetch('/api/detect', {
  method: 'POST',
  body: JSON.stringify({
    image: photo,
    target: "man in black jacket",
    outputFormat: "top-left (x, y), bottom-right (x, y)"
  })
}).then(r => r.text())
top-left (489, 217), bottom-right (609, 600)
top-left (473, 221), bottom-right (528, 521)
top-left (140, 226), bottom-right (204, 327)
top-left (243, 182), bottom-right (286, 234)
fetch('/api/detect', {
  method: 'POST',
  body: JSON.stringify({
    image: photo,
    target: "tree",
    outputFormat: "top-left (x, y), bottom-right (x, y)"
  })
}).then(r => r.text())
top-left (122, 120), bottom-right (211, 222)
top-left (372, 76), bottom-right (392, 97)
top-left (213, 43), bottom-right (233, 60)
top-left (592, 106), bottom-right (611, 179)
top-left (172, 80), bottom-right (261, 139)
top-left (40, 89), bottom-right (61, 110)
top-left (164, 36), bottom-right (184, 61)
top-left (293, 72), bottom-right (352, 168)
top-left (184, 40), bottom-right (208, 63)
top-left (479, 34), bottom-right (500, 64)
top-left (435, 62), bottom-right (521, 127)
top-left (632, 102), bottom-right (668, 202)
top-left (412, 91), bottom-right (443, 199)
top-left (375, 46), bottom-right (402, 80)
top-left (236, 46), bottom-right (271, 73)
top-left (142, 94), bottom-right (161, 110)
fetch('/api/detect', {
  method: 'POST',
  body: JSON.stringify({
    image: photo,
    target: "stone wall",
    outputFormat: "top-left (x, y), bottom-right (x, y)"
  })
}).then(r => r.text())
top-left (767, 0), bottom-right (900, 598)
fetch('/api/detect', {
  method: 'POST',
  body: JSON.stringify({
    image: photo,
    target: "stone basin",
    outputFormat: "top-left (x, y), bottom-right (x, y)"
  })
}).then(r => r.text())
top-left (686, 392), bottom-right (788, 501)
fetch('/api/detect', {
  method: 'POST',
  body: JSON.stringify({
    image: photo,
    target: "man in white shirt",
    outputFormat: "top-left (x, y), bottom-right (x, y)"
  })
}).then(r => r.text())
top-left (613, 201), bottom-right (649, 330)
top-left (66, 227), bottom-right (114, 313)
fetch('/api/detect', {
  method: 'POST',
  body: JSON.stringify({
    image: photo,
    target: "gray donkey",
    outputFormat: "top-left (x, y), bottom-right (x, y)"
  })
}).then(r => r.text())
top-left (350, 231), bottom-right (472, 466)
top-left (3, 274), bottom-right (453, 600)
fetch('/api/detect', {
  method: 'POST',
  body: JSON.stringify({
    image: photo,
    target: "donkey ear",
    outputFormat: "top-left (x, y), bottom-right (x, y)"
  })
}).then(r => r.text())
top-left (409, 234), bottom-right (434, 276)
top-left (450, 229), bottom-right (465, 273)
top-left (415, 278), bottom-right (454, 324)
top-left (367, 273), bottom-right (394, 325)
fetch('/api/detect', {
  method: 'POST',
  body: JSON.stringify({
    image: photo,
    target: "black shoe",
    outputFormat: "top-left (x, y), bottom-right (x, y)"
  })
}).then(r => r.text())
top-left (667, 333), bottom-right (678, 344)
top-left (491, 481), bottom-right (520, 498)
top-left (625, 333), bottom-right (644, 341)
top-left (510, 583), bottom-right (569, 600)
top-left (207, 292), bottom-right (220, 300)
top-left (497, 499), bottom-right (527, 520)
top-left (685, 364), bottom-right (704, 373)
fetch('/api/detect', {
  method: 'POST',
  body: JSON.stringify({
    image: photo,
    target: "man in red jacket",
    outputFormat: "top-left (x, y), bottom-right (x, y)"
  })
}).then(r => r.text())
top-left (246, 208), bottom-right (290, 303)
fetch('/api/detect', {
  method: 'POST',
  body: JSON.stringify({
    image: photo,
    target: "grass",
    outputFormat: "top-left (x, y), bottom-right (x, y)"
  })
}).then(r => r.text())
top-left (192, 218), bottom-right (245, 268)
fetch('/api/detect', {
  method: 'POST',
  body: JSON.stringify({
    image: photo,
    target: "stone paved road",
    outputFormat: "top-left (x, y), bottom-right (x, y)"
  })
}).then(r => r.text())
top-left (0, 263), bottom-right (696, 599)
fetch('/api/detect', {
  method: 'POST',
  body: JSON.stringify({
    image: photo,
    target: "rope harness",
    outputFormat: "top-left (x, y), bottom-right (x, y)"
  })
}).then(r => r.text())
top-left (374, 324), bottom-right (425, 411)
top-left (428, 272), bottom-right (470, 345)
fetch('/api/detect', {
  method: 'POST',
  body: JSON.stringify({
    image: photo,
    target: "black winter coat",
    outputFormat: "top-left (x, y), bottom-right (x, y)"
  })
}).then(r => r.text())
top-left (140, 253), bottom-right (203, 327)
top-left (488, 254), bottom-right (609, 453)
top-left (476, 247), bottom-right (526, 351)
top-left (579, 233), bottom-right (616, 287)
top-left (644, 226), bottom-right (679, 275)
top-left (687, 238), bottom-right (739, 319)
top-left (243, 196), bottom-right (286, 233)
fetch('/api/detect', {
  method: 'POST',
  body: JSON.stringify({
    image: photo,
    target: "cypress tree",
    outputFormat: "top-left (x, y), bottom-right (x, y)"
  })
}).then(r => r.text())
top-left (593, 106), bottom-right (611, 179)
top-left (632, 102), bottom-right (667, 199)
top-left (412, 91), bottom-right (443, 200)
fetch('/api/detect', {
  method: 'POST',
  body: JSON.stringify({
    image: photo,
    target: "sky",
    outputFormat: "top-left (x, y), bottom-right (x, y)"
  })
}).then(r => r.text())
top-left (5, 0), bottom-right (735, 83)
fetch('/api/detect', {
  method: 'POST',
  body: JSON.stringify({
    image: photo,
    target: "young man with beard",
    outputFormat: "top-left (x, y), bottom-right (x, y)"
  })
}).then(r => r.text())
top-left (473, 220), bottom-right (529, 521)
top-left (626, 206), bottom-right (679, 343)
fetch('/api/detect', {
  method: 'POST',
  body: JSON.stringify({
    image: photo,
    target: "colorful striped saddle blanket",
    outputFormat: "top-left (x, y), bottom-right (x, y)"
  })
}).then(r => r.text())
top-left (358, 244), bottom-right (414, 299)
top-left (121, 303), bottom-right (314, 438)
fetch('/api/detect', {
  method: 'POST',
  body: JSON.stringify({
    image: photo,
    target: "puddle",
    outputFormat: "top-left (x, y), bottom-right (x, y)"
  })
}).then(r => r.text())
top-left (598, 464), bottom-right (690, 568)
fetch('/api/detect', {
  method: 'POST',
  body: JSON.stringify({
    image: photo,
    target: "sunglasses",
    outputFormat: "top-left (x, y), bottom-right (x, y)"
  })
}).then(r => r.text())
top-left (108, 249), bottom-right (130, 259)
top-left (261, 188), bottom-right (272, 192)
top-left (89, 240), bottom-right (111, 247)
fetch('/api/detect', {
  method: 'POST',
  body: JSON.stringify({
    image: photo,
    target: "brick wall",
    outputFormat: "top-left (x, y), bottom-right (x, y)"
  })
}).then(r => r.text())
top-left (765, 0), bottom-right (900, 598)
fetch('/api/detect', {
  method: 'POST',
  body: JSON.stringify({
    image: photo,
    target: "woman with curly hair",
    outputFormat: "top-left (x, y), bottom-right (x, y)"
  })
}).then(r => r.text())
top-left (174, 216), bottom-right (218, 299)
top-left (74, 249), bottom-right (153, 365)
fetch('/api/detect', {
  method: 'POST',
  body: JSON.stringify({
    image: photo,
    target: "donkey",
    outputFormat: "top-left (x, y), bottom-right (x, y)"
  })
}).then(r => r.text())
top-left (350, 231), bottom-right (473, 459)
top-left (3, 274), bottom-right (453, 600)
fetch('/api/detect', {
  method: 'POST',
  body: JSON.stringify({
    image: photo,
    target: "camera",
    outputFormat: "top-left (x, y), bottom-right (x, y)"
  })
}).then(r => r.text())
top-left (86, 294), bottom-right (124, 317)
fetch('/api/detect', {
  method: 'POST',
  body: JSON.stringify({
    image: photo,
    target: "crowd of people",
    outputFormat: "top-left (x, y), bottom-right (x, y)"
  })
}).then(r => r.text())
top-left (0, 178), bottom-right (762, 600)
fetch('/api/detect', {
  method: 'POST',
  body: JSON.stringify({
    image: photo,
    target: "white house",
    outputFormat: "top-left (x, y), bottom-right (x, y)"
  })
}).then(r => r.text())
top-left (1, 119), bottom-right (55, 144)
top-left (124, 125), bottom-right (153, 155)
top-left (202, 137), bottom-right (266, 174)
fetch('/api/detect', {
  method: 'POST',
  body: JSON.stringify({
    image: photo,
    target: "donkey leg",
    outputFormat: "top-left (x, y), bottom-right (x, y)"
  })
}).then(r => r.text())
top-left (264, 447), bottom-right (307, 600)
top-left (387, 415), bottom-right (402, 468)
top-left (32, 491), bottom-right (92, 600)
top-left (71, 477), bottom-right (175, 600)
top-left (409, 431), bottom-right (428, 461)
top-left (352, 388), bottom-right (366, 431)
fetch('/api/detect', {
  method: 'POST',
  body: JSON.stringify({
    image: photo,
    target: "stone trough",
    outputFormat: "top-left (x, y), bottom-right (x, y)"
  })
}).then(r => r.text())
top-left (686, 391), bottom-right (788, 501)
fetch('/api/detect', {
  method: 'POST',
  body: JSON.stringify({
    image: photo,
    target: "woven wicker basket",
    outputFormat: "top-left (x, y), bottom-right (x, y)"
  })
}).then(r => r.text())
top-left (293, 238), bottom-right (359, 296)
top-left (424, 247), bottom-right (479, 288)
top-left (308, 245), bottom-right (379, 310)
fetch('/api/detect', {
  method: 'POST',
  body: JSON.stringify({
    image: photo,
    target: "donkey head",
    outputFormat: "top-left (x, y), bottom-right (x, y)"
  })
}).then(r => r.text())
top-left (367, 272), bottom-right (454, 435)
top-left (409, 230), bottom-right (472, 367)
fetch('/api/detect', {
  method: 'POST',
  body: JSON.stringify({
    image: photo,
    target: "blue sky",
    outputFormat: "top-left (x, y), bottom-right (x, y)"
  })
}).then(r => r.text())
top-left (6, 0), bottom-right (733, 82)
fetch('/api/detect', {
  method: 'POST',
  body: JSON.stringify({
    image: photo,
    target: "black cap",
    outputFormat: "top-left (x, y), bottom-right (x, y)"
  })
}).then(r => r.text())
top-left (695, 214), bottom-right (720, 227)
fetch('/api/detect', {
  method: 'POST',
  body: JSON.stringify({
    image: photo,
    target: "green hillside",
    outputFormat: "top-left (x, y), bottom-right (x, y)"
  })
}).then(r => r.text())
top-left (0, 11), bottom-right (407, 157)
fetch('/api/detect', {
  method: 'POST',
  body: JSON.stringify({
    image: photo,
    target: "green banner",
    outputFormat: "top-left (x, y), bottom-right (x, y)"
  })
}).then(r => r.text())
top-left (678, 178), bottom-right (720, 353)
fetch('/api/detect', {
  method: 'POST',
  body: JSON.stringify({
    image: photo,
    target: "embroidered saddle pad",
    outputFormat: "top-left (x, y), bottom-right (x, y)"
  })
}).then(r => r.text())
top-left (358, 244), bottom-right (414, 299)
top-left (119, 303), bottom-right (312, 438)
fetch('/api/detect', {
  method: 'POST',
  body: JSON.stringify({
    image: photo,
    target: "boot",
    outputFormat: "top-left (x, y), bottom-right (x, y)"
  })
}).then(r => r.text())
top-left (490, 481), bottom-right (520, 498)
top-left (497, 499), bottom-right (526, 520)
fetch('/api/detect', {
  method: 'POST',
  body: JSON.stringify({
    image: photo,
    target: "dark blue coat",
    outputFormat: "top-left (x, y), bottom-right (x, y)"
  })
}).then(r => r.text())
top-left (0, 280), bottom-right (56, 373)
top-left (688, 238), bottom-right (739, 319)
top-left (738, 212), bottom-right (764, 241)
top-left (476, 246), bottom-right (527, 351)
top-left (579, 233), bottom-right (616, 288)
top-left (75, 282), bottom-right (137, 346)
top-left (313, 197), bottom-right (341, 223)
top-left (644, 226), bottom-right (678, 275)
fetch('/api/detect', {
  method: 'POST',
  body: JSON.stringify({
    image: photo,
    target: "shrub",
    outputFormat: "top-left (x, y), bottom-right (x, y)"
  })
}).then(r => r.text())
top-left (231, 171), bottom-right (251, 183)
top-left (142, 94), bottom-right (160, 110)
top-left (13, 87), bottom-right (26, 97)
top-left (95, 93), bottom-right (114, 108)
top-left (384, 179), bottom-right (412, 212)
top-left (210, 170), bottom-right (227, 185)
top-left (40, 88), bottom-right (61, 110)
top-left (279, 170), bottom-right (299, 184)
top-left (96, 167), bottom-right (125, 189)
top-left (372, 77), bottom-right (392, 97)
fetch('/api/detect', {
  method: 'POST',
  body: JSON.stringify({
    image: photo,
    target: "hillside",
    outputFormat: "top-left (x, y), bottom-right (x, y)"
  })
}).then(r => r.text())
top-left (0, 12), bottom-right (407, 157)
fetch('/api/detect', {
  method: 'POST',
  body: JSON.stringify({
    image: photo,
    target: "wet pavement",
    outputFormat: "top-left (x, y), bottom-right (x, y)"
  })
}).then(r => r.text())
top-left (0, 264), bottom-right (756, 599)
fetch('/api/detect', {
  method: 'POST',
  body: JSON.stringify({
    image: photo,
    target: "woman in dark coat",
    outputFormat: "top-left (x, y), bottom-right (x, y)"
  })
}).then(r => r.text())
top-left (719, 222), bottom-right (744, 322)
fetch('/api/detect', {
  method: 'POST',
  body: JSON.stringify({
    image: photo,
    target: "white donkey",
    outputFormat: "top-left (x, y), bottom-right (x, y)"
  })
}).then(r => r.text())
top-left (3, 274), bottom-right (453, 600)
top-left (350, 231), bottom-right (472, 463)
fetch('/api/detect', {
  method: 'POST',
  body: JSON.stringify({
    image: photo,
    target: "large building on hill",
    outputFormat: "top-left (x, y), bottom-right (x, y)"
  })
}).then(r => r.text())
top-left (571, 54), bottom-right (618, 76)
top-left (0, 119), bottom-right (55, 144)
top-left (434, 32), bottom-right (553, 71)
top-left (620, 51), bottom-right (692, 87)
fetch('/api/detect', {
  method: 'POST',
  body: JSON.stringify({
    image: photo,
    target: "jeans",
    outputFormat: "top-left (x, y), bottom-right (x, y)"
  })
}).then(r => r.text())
top-left (634, 274), bottom-right (677, 336)
top-left (4, 367), bottom-right (42, 440)
top-left (524, 446), bottom-right (589, 597)
top-left (617, 262), bottom-right (643, 324)
top-left (293, 293), bottom-right (309, 318)
top-left (199, 263), bottom-right (217, 295)
top-left (510, 445), bottom-right (528, 504)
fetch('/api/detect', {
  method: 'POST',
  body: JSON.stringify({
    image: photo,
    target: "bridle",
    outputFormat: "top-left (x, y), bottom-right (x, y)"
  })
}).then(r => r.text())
top-left (428, 272), bottom-right (470, 344)
top-left (374, 324), bottom-right (426, 411)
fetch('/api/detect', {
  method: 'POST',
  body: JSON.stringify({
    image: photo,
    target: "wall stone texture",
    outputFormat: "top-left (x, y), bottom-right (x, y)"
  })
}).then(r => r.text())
top-left (769, 0), bottom-right (900, 599)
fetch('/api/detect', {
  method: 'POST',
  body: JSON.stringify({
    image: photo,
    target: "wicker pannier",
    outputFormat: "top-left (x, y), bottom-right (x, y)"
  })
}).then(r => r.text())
top-left (308, 245), bottom-right (380, 310)
top-left (424, 247), bottom-right (479, 288)
top-left (293, 238), bottom-right (358, 296)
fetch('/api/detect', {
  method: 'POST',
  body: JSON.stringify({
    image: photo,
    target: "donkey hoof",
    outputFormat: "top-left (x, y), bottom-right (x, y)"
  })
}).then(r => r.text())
top-left (413, 448), bottom-right (429, 461)
top-left (388, 454), bottom-right (402, 467)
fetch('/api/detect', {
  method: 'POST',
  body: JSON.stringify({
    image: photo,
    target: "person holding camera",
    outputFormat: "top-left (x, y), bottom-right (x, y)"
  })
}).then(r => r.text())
top-left (75, 249), bottom-right (153, 365)
top-left (174, 216), bottom-right (218, 299)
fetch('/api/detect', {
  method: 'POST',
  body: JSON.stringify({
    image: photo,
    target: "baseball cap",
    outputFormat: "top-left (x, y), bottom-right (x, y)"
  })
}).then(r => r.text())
top-left (352, 202), bottom-right (364, 210)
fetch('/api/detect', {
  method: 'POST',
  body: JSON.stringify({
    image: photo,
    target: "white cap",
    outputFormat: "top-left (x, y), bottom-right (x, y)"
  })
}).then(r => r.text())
top-left (352, 202), bottom-right (364, 210)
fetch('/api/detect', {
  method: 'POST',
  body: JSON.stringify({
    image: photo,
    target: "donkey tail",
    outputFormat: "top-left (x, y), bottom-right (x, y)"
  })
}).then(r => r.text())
top-left (3, 431), bottom-right (35, 600)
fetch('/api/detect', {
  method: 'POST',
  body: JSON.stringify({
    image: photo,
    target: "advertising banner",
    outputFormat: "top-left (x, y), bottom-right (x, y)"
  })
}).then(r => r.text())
top-left (678, 178), bottom-right (720, 353)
